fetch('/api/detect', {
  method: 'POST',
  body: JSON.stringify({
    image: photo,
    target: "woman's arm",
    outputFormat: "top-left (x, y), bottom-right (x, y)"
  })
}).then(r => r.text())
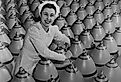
top-left (54, 25), bottom-right (70, 45)
top-left (28, 25), bottom-right (66, 61)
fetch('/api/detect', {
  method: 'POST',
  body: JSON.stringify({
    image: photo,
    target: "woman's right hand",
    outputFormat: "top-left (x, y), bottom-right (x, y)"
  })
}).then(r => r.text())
top-left (57, 55), bottom-right (71, 66)
top-left (57, 53), bottom-right (67, 61)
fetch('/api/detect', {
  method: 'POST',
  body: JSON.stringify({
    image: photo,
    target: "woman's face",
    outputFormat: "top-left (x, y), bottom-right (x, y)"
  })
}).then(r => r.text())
top-left (41, 8), bottom-right (56, 27)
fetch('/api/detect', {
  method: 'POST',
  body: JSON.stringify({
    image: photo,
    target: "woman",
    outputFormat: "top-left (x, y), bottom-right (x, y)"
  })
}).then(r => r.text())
top-left (15, 1), bottom-right (70, 75)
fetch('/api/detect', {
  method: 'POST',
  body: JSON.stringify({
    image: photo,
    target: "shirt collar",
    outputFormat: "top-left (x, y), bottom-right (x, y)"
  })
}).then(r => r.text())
top-left (40, 21), bottom-right (49, 32)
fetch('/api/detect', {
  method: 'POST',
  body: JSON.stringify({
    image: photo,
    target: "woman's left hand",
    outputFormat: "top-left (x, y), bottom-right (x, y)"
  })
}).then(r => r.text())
top-left (65, 50), bottom-right (72, 58)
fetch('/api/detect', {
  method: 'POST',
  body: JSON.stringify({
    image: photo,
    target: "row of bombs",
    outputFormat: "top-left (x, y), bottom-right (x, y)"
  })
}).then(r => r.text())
top-left (56, 0), bottom-right (121, 26)
top-left (4, 0), bottom-right (121, 51)
top-left (1, 30), bottom-right (121, 82)
top-left (0, 4), bottom-right (37, 82)
top-left (27, 0), bottom-right (121, 82)
top-left (7, 40), bottom-right (121, 82)
top-left (13, 0), bottom-right (121, 20)
top-left (54, 2), bottom-right (121, 32)
top-left (1, 15), bottom-right (121, 82)
top-left (1, 0), bottom-right (121, 82)
top-left (0, 31), bottom-right (120, 82)
top-left (20, 0), bottom-right (121, 30)
top-left (3, 0), bottom-right (121, 32)
top-left (0, 0), bottom-right (28, 82)
top-left (3, 0), bottom-right (121, 65)
top-left (29, 0), bottom-right (121, 24)
top-left (4, 0), bottom-right (121, 27)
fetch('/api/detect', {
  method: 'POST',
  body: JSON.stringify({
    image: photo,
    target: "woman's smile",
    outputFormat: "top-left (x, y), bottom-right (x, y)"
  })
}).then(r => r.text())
top-left (41, 8), bottom-right (56, 27)
top-left (44, 19), bottom-right (52, 24)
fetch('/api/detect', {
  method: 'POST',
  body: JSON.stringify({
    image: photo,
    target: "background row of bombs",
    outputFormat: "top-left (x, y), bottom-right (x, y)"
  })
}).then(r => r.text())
top-left (1, 0), bottom-right (121, 82)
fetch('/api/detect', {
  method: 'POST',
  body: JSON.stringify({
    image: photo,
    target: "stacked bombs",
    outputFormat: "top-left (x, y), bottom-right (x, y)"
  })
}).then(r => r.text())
top-left (0, 0), bottom-right (16, 82)
top-left (53, 0), bottom-right (121, 82)
top-left (1, 0), bottom-right (121, 82)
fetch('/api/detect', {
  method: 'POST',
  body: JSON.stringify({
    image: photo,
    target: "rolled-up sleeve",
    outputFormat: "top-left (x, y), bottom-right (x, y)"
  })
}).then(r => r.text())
top-left (28, 26), bottom-right (66, 61)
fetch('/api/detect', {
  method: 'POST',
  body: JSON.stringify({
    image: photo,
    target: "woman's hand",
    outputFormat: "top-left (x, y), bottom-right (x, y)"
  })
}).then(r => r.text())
top-left (64, 42), bottom-right (70, 51)
top-left (65, 50), bottom-right (73, 58)
top-left (57, 53), bottom-right (67, 61)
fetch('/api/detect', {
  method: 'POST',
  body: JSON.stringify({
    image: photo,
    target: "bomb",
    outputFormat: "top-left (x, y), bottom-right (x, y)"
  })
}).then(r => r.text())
top-left (112, 27), bottom-right (121, 56)
top-left (79, 0), bottom-right (88, 8)
top-left (94, 0), bottom-right (104, 11)
top-left (110, 0), bottom-right (120, 14)
top-left (31, 0), bottom-right (40, 12)
top-left (59, 63), bottom-right (84, 82)
top-left (18, 0), bottom-right (28, 8)
top-left (70, 0), bottom-right (79, 13)
top-left (93, 71), bottom-right (109, 82)
top-left (91, 22), bottom-right (105, 46)
top-left (55, 13), bottom-right (67, 30)
top-left (85, 2), bottom-right (96, 15)
top-left (0, 21), bottom-right (9, 34)
top-left (6, 8), bottom-right (19, 21)
top-left (83, 14), bottom-right (96, 30)
top-left (0, 41), bottom-right (14, 76)
top-left (103, 0), bottom-right (112, 6)
top-left (103, 33), bottom-right (118, 58)
top-left (69, 36), bottom-right (84, 60)
top-left (0, 64), bottom-right (12, 82)
top-left (0, 5), bottom-right (6, 16)
top-left (21, 10), bottom-right (33, 24)
top-left (33, 59), bottom-right (59, 82)
top-left (56, 0), bottom-right (65, 8)
top-left (79, 29), bottom-right (95, 54)
top-left (66, 9), bottom-right (77, 26)
top-left (71, 18), bottom-right (84, 36)
top-left (6, 14), bottom-right (18, 30)
top-left (61, 24), bottom-right (74, 39)
top-left (28, 0), bottom-right (35, 5)
top-left (103, 5), bottom-right (113, 19)
top-left (11, 67), bottom-right (35, 82)
top-left (103, 58), bottom-right (121, 82)
top-left (76, 5), bottom-right (87, 21)
top-left (94, 9), bottom-right (104, 24)
top-left (0, 25), bottom-right (11, 46)
top-left (111, 12), bottom-right (121, 29)
top-left (19, 3), bottom-right (29, 16)
top-left (23, 15), bottom-right (35, 31)
top-left (60, 2), bottom-right (70, 18)
top-left (9, 32), bottom-right (24, 57)
top-left (5, 0), bottom-right (15, 6)
top-left (64, 0), bottom-right (73, 6)
top-left (9, 20), bottom-right (26, 40)
top-left (74, 49), bottom-right (97, 82)
top-left (102, 16), bottom-right (115, 34)
top-left (90, 42), bottom-right (111, 73)
top-left (6, 2), bottom-right (16, 13)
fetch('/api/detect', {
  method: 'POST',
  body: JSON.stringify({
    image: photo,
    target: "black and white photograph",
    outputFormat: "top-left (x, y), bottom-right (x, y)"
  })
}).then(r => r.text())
top-left (0, 0), bottom-right (121, 82)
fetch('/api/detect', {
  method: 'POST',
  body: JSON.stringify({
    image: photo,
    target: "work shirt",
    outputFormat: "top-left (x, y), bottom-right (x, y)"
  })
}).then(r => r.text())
top-left (15, 22), bottom-right (70, 75)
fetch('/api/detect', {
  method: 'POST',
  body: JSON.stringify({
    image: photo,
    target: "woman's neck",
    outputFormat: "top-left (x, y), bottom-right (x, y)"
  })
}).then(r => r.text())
top-left (40, 21), bottom-right (49, 32)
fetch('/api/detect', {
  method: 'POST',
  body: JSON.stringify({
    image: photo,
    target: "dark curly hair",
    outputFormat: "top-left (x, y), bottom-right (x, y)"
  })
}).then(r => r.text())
top-left (40, 3), bottom-right (57, 15)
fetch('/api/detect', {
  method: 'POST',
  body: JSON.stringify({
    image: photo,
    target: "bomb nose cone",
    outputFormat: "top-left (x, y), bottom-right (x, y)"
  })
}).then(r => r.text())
top-left (94, 70), bottom-right (109, 82)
